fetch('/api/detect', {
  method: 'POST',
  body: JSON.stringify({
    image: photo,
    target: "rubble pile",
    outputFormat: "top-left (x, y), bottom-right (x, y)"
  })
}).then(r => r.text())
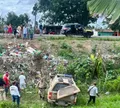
top-left (0, 42), bottom-right (42, 84)
top-left (0, 42), bottom-right (69, 88)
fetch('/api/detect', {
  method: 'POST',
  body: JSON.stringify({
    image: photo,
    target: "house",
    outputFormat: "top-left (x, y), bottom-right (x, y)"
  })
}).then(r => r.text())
top-left (98, 29), bottom-right (115, 36)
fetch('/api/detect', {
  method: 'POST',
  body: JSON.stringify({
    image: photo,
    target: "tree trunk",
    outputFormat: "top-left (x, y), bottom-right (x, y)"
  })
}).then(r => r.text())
top-left (34, 15), bottom-right (37, 33)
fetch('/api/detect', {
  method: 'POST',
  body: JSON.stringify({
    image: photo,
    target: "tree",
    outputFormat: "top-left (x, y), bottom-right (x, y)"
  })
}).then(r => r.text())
top-left (88, 0), bottom-right (120, 24)
top-left (0, 17), bottom-right (5, 33)
top-left (34, 0), bottom-right (91, 25)
top-left (6, 12), bottom-right (30, 27)
top-left (32, 3), bottom-right (39, 28)
top-left (24, 13), bottom-right (30, 24)
top-left (6, 12), bottom-right (19, 27)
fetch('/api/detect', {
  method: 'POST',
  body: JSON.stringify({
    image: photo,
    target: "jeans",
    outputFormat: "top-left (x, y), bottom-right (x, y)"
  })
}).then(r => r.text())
top-left (5, 87), bottom-right (9, 96)
top-left (30, 34), bottom-right (33, 40)
top-left (23, 34), bottom-right (27, 39)
top-left (12, 95), bottom-right (20, 106)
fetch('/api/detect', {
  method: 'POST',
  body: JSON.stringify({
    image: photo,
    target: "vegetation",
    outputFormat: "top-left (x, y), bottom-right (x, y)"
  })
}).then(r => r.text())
top-left (88, 0), bottom-right (120, 23)
top-left (6, 12), bottom-right (30, 27)
top-left (1, 37), bottom-right (120, 108)
top-left (32, 3), bottom-right (39, 27)
top-left (34, 0), bottom-right (91, 25)
top-left (1, 90), bottom-right (120, 108)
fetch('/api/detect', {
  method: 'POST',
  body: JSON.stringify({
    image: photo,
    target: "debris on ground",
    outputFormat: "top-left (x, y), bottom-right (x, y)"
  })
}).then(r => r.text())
top-left (0, 42), bottom-right (69, 89)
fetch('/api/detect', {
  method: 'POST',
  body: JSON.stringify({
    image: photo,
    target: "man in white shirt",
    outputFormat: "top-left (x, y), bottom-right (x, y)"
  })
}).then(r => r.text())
top-left (19, 72), bottom-right (26, 90)
top-left (10, 81), bottom-right (20, 106)
top-left (87, 82), bottom-right (99, 104)
top-left (23, 25), bottom-right (28, 39)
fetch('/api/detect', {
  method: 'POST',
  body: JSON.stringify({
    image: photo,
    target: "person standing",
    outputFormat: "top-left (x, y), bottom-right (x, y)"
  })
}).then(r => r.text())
top-left (0, 78), bottom-right (6, 100)
top-left (36, 77), bottom-right (46, 100)
top-left (17, 26), bottom-right (21, 38)
top-left (19, 72), bottom-right (26, 90)
top-left (13, 27), bottom-right (17, 38)
top-left (3, 25), bottom-right (8, 36)
top-left (23, 25), bottom-right (28, 40)
top-left (29, 25), bottom-right (34, 40)
top-left (39, 23), bottom-right (43, 36)
top-left (10, 81), bottom-right (20, 107)
top-left (8, 24), bottom-right (12, 35)
top-left (3, 72), bottom-right (10, 97)
top-left (87, 82), bottom-right (99, 104)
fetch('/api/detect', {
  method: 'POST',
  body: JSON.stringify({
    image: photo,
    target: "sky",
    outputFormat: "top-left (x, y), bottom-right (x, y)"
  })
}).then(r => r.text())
top-left (0, 0), bottom-right (107, 27)
top-left (0, 0), bottom-right (39, 23)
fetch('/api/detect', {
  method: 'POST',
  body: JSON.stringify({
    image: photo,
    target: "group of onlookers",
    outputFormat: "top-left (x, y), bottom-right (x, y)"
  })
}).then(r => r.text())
top-left (0, 72), bottom-right (26, 107)
top-left (3, 24), bottom-right (34, 40)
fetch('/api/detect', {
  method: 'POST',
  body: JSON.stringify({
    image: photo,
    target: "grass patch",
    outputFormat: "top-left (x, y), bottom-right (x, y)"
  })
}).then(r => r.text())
top-left (2, 90), bottom-right (120, 108)
top-left (38, 37), bottom-right (42, 41)
top-left (73, 94), bottom-right (120, 108)
top-left (58, 49), bottom-right (74, 59)
top-left (93, 37), bottom-right (120, 41)
top-left (45, 36), bottom-right (89, 41)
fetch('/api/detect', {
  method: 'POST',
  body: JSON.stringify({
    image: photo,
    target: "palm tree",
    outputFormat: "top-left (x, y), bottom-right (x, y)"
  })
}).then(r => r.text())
top-left (88, 0), bottom-right (120, 23)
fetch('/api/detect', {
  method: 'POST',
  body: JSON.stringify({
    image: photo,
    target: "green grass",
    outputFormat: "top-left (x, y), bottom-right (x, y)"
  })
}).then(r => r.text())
top-left (1, 88), bottom-right (120, 108)
top-left (93, 37), bottom-right (120, 41)
top-left (37, 36), bottom-right (88, 41)
top-left (73, 94), bottom-right (120, 108)
top-left (37, 36), bottom-right (120, 42)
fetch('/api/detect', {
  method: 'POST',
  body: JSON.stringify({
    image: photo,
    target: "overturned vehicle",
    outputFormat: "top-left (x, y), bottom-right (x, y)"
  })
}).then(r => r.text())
top-left (47, 74), bottom-right (80, 106)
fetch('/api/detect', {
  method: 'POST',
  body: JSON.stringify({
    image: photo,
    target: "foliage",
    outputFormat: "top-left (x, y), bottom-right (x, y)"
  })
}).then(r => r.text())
top-left (0, 17), bottom-right (5, 33)
top-left (0, 45), bottom-right (4, 53)
top-left (60, 42), bottom-right (72, 51)
top-left (58, 42), bottom-right (74, 59)
top-left (38, 37), bottom-right (42, 41)
top-left (88, 0), bottom-right (120, 23)
top-left (66, 53), bottom-right (105, 83)
top-left (6, 12), bottom-right (30, 27)
top-left (104, 76), bottom-right (120, 92)
top-left (74, 94), bottom-right (120, 108)
top-left (56, 64), bottom-right (67, 74)
top-left (35, 0), bottom-right (91, 25)
top-left (0, 101), bottom-right (25, 108)
top-left (111, 18), bottom-right (120, 31)
top-left (58, 49), bottom-right (74, 59)
top-left (32, 3), bottom-right (39, 27)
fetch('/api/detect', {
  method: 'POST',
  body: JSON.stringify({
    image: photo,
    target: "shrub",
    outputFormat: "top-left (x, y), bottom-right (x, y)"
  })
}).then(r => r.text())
top-left (0, 101), bottom-right (25, 108)
top-left (58, 49), bottom-right (74, 59)
top-left (0, 45), bottom-right (4, 53)
top-left (104, 76), bottom-right (120, 92)
top-left (60, 42), bottom-right (72, 51)
top-left (38, 37), bottom-right (42, 41)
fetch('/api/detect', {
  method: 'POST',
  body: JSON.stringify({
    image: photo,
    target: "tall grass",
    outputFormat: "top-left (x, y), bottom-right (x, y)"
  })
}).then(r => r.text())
top-left (1, 90), bottom-right (120, 108)
top-left (73, 94), bottom-right (120, 108)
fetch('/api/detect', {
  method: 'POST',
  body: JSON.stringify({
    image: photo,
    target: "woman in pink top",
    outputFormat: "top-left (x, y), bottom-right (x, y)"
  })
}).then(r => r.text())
top-left (8, 24), bottom-right (12, 34)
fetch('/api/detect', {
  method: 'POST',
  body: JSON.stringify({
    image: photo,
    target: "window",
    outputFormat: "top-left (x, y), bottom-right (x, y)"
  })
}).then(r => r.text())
top-left (53, 83), bottom-right (69, 91)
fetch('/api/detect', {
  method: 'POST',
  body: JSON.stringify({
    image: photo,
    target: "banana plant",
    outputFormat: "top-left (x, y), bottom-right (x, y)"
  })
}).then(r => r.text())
top-left (90, 52), bottom-right (106, 79)
top-left (88, 0), bottom-right (120, 23)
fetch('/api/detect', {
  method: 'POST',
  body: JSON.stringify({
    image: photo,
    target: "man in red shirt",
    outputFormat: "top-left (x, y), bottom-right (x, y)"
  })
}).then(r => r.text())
top-left (3, 72), bottom-right (10, 97)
